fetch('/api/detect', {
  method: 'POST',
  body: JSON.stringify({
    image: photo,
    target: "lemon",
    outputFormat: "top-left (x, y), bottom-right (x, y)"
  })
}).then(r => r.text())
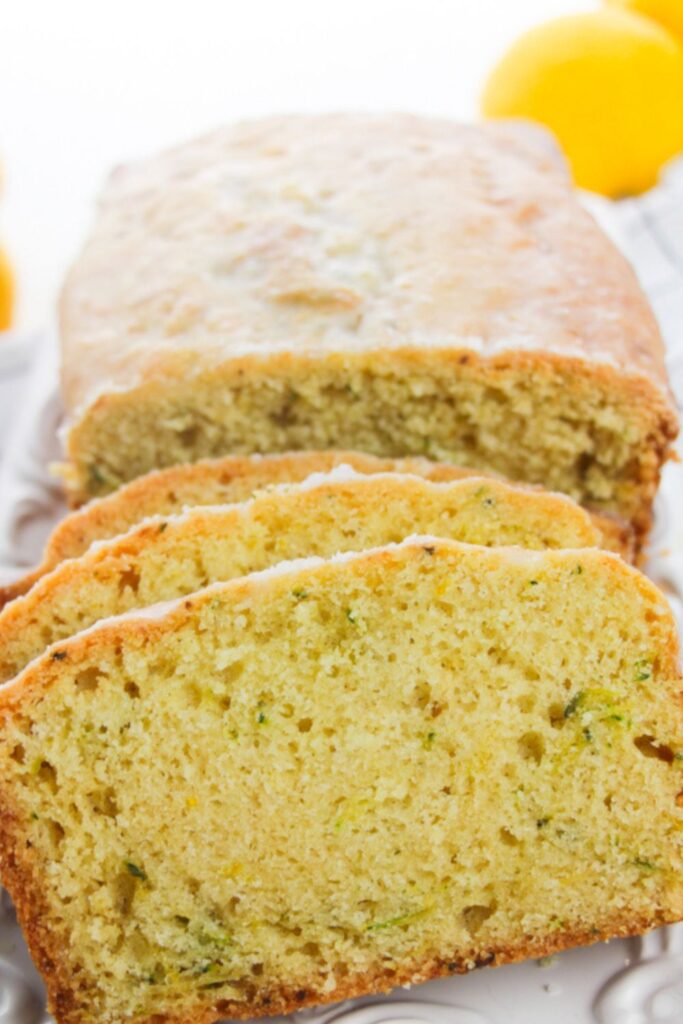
top-left (0, 247), bottom-right (14, 331)
top-left (606, 0), bottom-right (683, 45)
top-left (481, 9), bottom-right (683, 197)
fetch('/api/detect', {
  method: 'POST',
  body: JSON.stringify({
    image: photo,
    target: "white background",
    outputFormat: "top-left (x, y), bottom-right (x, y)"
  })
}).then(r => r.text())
top-left (0, 0), bottom-right (594, 330)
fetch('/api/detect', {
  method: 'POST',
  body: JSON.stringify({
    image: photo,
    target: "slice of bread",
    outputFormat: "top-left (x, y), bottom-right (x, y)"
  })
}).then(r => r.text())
top-left (0, 469), bottom-right (608, 683)
top-left (0, 538), bottom-right (681, 1024)
top-left (1, 451), bottom-right (635, 609)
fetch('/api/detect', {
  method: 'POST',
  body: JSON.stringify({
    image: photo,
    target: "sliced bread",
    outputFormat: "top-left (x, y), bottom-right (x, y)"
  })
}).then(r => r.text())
top-left (0, 469), bottom-right (607, 683)
top-left (0, 538), bottom-right (681, 1024)
top-left (0, 451), bottom-right (634, 609)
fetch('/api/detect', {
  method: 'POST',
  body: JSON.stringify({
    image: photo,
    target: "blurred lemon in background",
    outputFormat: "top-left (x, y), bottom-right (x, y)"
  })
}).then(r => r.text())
top-left (0, 159), bottom-right (14, 331)
top-left (606, 0), bottom-right (683, 44)
top-left (0, 247), bottom-right (14, 331)
top-left (481, 9), bottom-right (683, 197)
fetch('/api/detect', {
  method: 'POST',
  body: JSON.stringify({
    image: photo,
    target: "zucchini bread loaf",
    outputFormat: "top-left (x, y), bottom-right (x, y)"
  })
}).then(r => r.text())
top-left (59, 114), bottom-right (677, 534)
top-left (0, 468), bottom-right (611, 682)
top-left (0, 450), bottom-right (633, 609)
top-left (1, 539), bottom-right (681, 1024)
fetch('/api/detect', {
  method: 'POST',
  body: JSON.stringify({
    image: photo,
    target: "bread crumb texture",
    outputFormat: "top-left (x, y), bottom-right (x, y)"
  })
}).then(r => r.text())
top-left (1, 451), bottom-right (632, 610)
top-left (0, 472), bottom-right (605, 683)
top-left (68, 355), bottom-right (675, 536)
top-left (0, 540), bottom-right (681, 1024)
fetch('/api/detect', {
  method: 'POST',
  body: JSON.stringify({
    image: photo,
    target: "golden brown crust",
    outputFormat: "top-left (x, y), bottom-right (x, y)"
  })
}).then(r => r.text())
top-left (0, 448), bottom-right (636, 612)
top-left (593, 513), bottom-right (638, 563)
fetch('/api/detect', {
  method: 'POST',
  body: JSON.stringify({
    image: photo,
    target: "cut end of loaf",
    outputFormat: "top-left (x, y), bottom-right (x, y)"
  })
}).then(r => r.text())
top-left (0, 539), bottom-right (681, 1024)
top-left (63, 352), bottom-right (678, 538)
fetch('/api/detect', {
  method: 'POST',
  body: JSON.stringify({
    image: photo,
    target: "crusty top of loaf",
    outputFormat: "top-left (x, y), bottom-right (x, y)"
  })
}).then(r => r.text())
top-left (61, 112), bottom-right (671, 416)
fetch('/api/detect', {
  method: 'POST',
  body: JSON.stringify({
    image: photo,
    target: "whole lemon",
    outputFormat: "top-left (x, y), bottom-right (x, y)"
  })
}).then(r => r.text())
top-left (481, 9), bottom-right (683, 197)
top-left (607, 0), bottom-right (683, 45)
top-left (0, 247), bottom-right (14, 331)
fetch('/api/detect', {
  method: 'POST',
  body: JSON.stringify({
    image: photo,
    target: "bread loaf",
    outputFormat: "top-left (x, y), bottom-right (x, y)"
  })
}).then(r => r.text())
top-left (59, 115), bottom-right (677, 535)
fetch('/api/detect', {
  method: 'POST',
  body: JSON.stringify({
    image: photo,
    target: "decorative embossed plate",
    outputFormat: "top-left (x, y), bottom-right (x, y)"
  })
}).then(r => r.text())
top-left (1, 172), bottom-right (683, 1023)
